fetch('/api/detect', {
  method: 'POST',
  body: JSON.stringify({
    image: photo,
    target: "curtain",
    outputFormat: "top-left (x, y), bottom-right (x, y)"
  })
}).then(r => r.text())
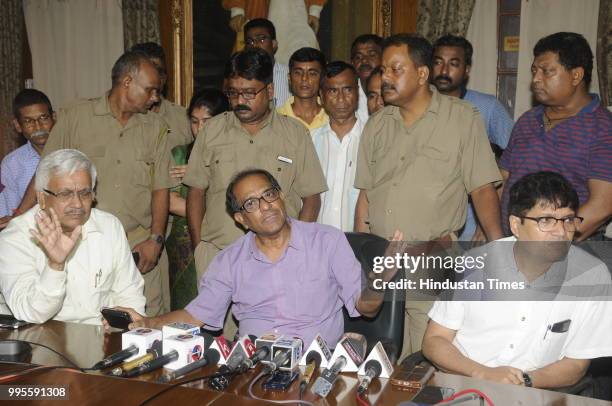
top-left (0, 0), bottom-right (24, 160)
top-left (514, 0), bottom-right (600, 119)
top-left (465, 0), bottom-right (497, 96)
top-left (23, 0), bottom-right (124, 110)
top-left (596, 0), bottom-right (611, 107)
top-left (416, 0), bottom-right (475, 44)
top-left (122, 0), bottom-right (160, 51)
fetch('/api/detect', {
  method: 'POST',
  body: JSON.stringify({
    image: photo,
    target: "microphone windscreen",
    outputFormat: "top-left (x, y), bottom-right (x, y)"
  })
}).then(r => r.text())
top-left (206, 348), bottom-right (221, 365)
top-left (198, 331), bottom-right (215, 349)
top-left (305, 351), bottom-right (322, 366)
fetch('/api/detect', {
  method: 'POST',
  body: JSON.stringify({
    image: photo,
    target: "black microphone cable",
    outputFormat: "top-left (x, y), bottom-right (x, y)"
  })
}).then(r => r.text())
top-left (246, 370), bottom-right (316, 406)
top-left (0, 339), bottom-right (86, 372)
top-left (135, 369), bottom-right (238, 406)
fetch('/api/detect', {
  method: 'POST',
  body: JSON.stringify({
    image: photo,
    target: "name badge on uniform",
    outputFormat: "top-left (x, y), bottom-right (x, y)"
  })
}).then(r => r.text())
top-left (278, 156), bottom-right (292, 164)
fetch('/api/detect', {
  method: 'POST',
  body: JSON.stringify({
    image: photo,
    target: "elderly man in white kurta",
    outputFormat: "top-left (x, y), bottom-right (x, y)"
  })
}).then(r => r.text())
top-left (0, 149), bottom-right (145, 325)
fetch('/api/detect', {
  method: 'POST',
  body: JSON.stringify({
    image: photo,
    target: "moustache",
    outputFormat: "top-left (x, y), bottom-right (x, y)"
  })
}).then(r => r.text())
top-left (64, 208), bottom-right (86, 216)
top-left (381, 83), bottom-right (395, 91)
top-left (30, 130), bottom-right (49, 138)
top-left (358, 64), bottom-right (373, 72)
top-left (234, 104), bottom-right (251, 112)
top-left (434, 75), bottom-right (452, 83)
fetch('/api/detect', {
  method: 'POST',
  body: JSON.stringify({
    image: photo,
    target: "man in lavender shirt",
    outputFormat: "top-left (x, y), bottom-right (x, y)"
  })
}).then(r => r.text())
top-left (122, 168), bottom-right (400, 346)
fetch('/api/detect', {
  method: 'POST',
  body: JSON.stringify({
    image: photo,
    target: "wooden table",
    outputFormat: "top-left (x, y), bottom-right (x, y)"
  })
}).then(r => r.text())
top-left (1, 321), bottom-right (610, 405)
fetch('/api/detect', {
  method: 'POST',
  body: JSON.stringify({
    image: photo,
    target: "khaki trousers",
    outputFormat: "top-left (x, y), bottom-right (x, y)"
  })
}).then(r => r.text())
top-left (398, 233), bottom-right (458, 363)
top-left (128, 226), bottom-right (170, 317)
top-left (194, 240), bottom-right (238, 341)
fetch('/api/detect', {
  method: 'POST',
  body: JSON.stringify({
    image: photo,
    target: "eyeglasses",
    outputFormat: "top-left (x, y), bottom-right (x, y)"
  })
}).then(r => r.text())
top-left (245, 35), bottom-right (271, 47)
top-left (225, 86), bottom-right (267, 100)
top-left (519, 216), bottom-right (584, 232)
top-left (240, 187), bottom-right (280, 213)
top-left (43, 188), bottom-right (94, 203)
top-left (21, 114), bottom-right (52, 128)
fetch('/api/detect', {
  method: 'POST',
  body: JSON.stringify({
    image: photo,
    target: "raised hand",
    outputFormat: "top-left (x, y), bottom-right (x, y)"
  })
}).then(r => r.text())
top-left (30, 208), bottom-right (82, 270)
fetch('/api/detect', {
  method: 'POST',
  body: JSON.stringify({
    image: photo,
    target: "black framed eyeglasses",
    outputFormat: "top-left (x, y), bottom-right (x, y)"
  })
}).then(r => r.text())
top-left (43, 188), bottom-right (94, 202)
top-left (519, 216), bottom-right (584, 232)
top-left (225, 85), bottom-right (266, 100)
top-left (240, 187), bottom-right (280, 213)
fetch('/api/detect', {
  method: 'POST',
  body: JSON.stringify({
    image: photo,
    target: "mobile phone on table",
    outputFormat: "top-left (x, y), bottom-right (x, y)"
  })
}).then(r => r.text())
top-left (261, 370), bottom-right (298, 391)
top-left (101, 308), bottom-right (133, 330)
top-left (390, 363), bottom-right (435, 391)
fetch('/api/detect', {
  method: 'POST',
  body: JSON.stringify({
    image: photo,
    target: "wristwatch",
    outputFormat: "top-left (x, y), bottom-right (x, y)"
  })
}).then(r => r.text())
top-left (522, 372), bottom-right (533, 387)
top-left (149, 233), bottom-right (164, 246)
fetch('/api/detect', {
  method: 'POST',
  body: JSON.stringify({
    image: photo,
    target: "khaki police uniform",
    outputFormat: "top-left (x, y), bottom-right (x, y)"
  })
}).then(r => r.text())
top-left (158, 98), bottom-right (193, 149)
top-left (183, 109), bottom-right (327, 339)
top-left (355, 87), bottom-right (501, 359)
top-left (42, 94), bottom-right (177, 317)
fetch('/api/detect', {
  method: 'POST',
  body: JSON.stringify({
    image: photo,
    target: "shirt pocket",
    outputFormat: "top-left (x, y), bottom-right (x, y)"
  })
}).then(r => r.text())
top-left (206, 147), bottom-right (236, 193)
top-left (263, 151), bottom-right (296, 191)
top-left (293, 268), bottom-right (333, 319)
top-left (538, 329), bottom-right (570, 366)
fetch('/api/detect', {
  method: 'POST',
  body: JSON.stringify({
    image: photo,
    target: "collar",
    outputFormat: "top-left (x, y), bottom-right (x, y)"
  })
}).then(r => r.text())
top-left (24, 141), bottom-right (40, 157)
top-left (535, 93), bottom-right (602, 119)
top-left (93, 91), bottom-right (153, 124)
top-left (247, 217), bottom-right (304, 262)
top-left (387, 85), bottom-right (440, 121)
top-left (230, 107), bottom-right (275, 133)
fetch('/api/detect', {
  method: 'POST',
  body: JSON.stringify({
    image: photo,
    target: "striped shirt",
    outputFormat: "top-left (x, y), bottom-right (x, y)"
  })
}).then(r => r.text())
top-left (500, 94), bottom-right (612, 234)
top-left (0, 142), bottom-right (40, 217)
top-left (273, 62), bottom-right (290, 107)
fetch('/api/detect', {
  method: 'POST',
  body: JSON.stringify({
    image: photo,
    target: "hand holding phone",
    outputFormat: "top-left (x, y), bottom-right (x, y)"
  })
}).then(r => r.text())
top-left (101, 308), bottom-right (133, 330)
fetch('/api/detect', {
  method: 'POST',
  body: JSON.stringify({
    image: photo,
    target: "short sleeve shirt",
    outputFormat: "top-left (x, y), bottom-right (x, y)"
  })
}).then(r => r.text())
top-left (354, 87), bottom-right (501, 240)
top-left (158, 98), bottom-right (193, 149)
top-left (42, 94), bottom-right (176, 233)
top-left (183, 110), bottom-right (328, 248)
top-left (429, 237), bottom-right (612, 371)
top-left (500, 95), bottom-right (612, 234)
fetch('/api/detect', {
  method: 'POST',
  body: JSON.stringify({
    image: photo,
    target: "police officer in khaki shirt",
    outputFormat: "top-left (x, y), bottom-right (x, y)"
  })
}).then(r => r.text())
top-left (16, 51), bottom-right (176, 317)
top-left (130, 42), bottom-right (193, 150)
top-left (354, 34), bottom-right (503, 360)
top-left (184, 48), bottom-right (327, 285)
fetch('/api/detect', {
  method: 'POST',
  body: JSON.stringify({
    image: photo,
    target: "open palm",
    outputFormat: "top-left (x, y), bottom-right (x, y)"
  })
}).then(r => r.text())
top-left (30, 208), bottom-right (82, 266)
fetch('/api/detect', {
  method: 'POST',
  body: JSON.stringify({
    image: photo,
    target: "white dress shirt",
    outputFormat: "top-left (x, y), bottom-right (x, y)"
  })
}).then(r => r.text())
top-left (429, 237), bottom-right (612, 372)
top-left (0, 205), bottom-right (145, 325)
top-left (356, 83), bottom-right (369, 124)
top-left (273, 62), bottom-right (291, 107)
top-left (312, 117), bottom-right (364, 231)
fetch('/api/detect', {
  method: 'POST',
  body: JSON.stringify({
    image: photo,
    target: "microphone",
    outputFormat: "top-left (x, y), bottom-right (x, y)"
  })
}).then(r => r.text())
top-left (123, 349), bottom-right (179, 378)
top-left (299, 351), bottom-right (321, 394)
top-left (263, 348), bottom-right (292, 374)
top-left (158, 348), bottom-right (221, 383)
top-left (238, 345), bottom-right (270, 373)
top-left (357, 360), bottom-right (382, 394)
top-left (207, 339), bottom-right (251, 391)
top-left (311, 355), bottom-right (347, 397)
top-left (327, 333), bottom-right (367, 373)
top-left (109, 340), bottom-right (163, 376)
top-left (264, 337), bottom-right (303, 372)
top-left (91, 344), bottom-right (138, 370)
top-left (357, 340), bottom-right (397, 394)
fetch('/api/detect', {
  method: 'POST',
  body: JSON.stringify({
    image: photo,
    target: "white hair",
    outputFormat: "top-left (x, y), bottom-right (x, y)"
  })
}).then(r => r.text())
top-left (34, 149), bottom-right (97, 191)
